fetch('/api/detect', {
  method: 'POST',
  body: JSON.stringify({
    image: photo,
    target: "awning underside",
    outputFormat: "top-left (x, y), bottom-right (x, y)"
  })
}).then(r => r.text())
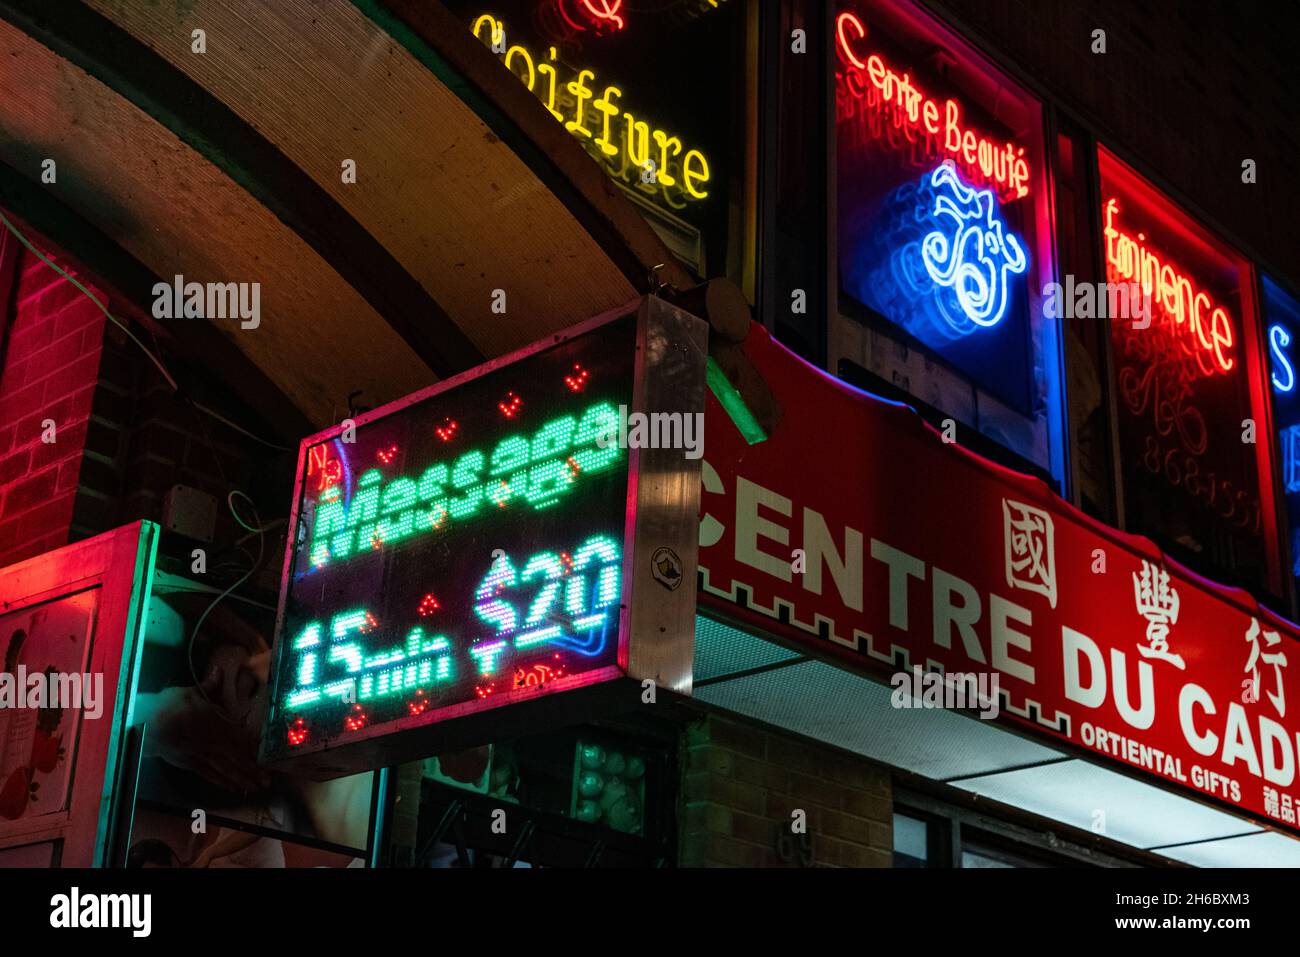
top-left (694, 615), bottom-right (1300, 867)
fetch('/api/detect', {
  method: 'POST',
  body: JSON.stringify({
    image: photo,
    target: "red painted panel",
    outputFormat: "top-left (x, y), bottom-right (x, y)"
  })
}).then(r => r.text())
top-left (700, 321), bottom-right (1300, 835)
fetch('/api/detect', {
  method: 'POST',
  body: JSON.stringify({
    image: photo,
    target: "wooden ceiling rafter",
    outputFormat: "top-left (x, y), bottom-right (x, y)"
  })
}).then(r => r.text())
top-left (0, 161), bottom-right (316, 444)
top-left (0, 0), bottom-right (484, 378)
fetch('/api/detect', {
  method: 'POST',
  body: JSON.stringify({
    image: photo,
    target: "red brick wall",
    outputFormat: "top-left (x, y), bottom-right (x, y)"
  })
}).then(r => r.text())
top-left (101, 346), bottom-right (294, 592)
top-left (90, 342), bottom-right (261, 551)
top-left (0, 230), bottom-right (282, 575)
top-left (0, 246), bottom-right (107, 567)
top-left (679, 712), bottom-right (892, 867)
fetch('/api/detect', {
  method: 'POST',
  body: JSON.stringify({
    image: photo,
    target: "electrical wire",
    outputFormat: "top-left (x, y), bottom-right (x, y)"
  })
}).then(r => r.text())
top-left (0, 208), bottom-right (290, 451)
top-left (191, 399), bottom-right (291, 451)
top-left (186, 491), bottom-right (272, 720)
top-left (0, 199), bottom-right (298, 725)
top-left (0, 208), bottom-right (178, 391)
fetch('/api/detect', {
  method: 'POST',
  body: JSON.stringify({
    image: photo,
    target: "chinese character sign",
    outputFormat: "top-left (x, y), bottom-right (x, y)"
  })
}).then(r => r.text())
top-left (698, 319), bottom-right (1300, 838)
top-left (1133, 560), bottom-right (1184, 669)
top-left (1003, 498), bottom-right (1056, 608)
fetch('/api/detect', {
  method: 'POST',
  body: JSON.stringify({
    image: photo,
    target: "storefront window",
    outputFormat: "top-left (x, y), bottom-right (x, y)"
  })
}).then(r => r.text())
top-left (891, 811), bottom-right (933, 867)
top-left (833, 0), bottom-right (1064, 482)
top-left (892, 800), bottom-right (1119, 868)
top-left (1098, 147), bottom-right (1277, 597)
top-left (960, 840), bottom-right (1045, 868)
top-left (398, 726), bottom-right (672, 867)
top-left (759, 0), bottom-right (829, 364)
top-left (959, 847), bottom-right (1015, 868)
top-left (1263, 276), bottom-right (1300, 597)
top-left (1052, 118), bottom-right (1119, 524)
top-left (449, 0), bottom-right (743, 278)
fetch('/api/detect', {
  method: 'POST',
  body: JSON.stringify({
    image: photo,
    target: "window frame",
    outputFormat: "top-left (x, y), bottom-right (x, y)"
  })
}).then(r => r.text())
top-left (765, 0), bottom-right (1299, 614)
top-left (894, 785), bottom-right (1172, 869)
top-left (0, 223), bottom-right (20, 371)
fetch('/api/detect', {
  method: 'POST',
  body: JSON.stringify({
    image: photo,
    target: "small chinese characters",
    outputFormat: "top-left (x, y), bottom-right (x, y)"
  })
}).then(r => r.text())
top-left (1003, 499), bottom-right (1057, 609)
top-left (1132, 560), bottom-right (1185, 669)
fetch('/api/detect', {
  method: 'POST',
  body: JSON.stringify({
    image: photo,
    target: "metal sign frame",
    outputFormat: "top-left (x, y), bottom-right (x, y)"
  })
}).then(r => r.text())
top-left (260, 296), bottom-right (707, 777)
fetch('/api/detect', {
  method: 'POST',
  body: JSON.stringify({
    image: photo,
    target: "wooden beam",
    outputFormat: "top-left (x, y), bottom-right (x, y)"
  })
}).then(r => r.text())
top-left (0, 17), bottom-right (436, 425)
top-left (79, 0), bottom-right (642, 361)
top-left (0, 163), bottom-right (316, 443)
top-left (0, 0), bottom-right (483, 377)
top-left (368, 0), bottom-right (698, 295)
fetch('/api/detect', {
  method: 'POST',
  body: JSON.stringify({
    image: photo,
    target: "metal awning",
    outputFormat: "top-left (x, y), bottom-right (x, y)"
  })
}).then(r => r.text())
top-left (695, 614), bottom-right (1300, 867)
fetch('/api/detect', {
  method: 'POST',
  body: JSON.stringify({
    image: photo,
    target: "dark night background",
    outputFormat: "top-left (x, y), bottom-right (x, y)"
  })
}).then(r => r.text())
top-left (940, 0), bottom-right (1300, 285)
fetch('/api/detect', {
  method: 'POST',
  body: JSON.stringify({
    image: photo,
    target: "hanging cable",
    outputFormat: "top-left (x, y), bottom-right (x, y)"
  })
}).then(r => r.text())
top-left (186, 491), bottom-right (273, 720)
top-left (0, 208), bottom-right (290, 451)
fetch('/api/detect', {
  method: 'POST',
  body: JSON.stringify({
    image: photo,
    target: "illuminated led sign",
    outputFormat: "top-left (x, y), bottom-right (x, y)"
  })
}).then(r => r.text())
top-left (470, 13), bottom-right (711, 201)
top-left (261, 300), bottom-right (707, 776)
top-left (836, 11), bottom-right (1032, 201)
top-left (835, 1), bottom-right (1053, 423)
top-left (1271, 323), bottom-right (1296, 394)
top-left (1099, 146), bottom-right (1272, 589)
top-left (303, 399), bottom-right (622, 568)
top-left (1103, 198), bottom-right (1236, 375)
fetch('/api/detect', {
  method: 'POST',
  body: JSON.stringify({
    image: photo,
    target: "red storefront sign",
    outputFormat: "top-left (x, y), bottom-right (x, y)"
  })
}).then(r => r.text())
top-left (699, 324), bottom-right (1300, 835)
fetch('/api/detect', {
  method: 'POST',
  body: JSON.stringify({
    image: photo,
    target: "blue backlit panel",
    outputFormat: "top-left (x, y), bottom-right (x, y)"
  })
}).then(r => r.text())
top-left (835, 0), bottom-right (1055, 421)
top-left (1264, 277), bottom-right (1300, 582)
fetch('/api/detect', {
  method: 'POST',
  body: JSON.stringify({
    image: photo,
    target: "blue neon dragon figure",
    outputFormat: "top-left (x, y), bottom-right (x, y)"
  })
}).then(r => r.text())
top-left (866, 160), bottom-right (1028, 347)
top-left (919, 160), bottom-right (1027, 337)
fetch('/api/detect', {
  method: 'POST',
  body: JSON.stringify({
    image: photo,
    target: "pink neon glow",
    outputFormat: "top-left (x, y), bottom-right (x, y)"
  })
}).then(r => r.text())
top-left (1103, 197), bottom-right (1236, 375)
top-left (579, 0), bottom-right (624, 30)
top-left (835, 10), bottom-right (1031, 200)
top-left (555, 0), bottom-right (625, 34)
top-left (837, 11), bottom-right (867, 68)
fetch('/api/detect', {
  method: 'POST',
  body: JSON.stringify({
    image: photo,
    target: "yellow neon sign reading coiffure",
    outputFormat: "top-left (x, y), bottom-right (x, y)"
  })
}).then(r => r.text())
top-left (472, 14), bottom-right (711, 202)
